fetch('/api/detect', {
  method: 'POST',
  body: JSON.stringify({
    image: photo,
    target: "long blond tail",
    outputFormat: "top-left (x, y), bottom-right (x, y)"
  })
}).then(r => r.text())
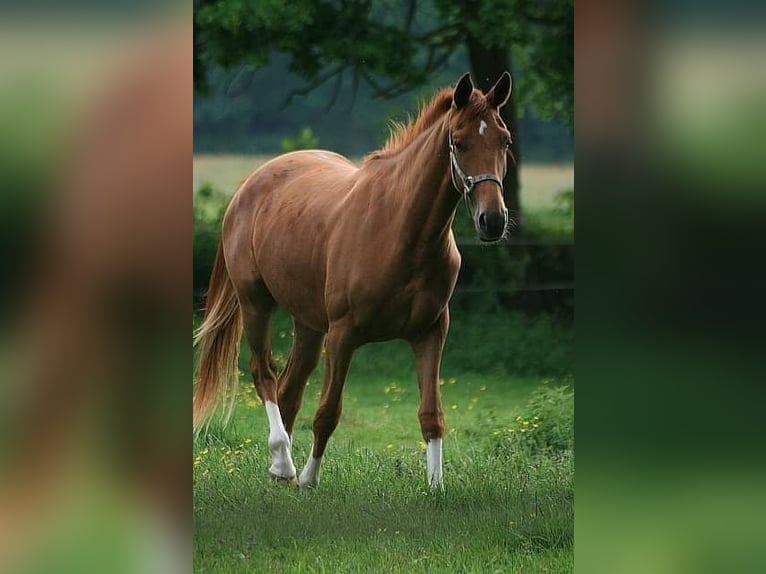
top-left (193, 242), bottom-right (242, 432)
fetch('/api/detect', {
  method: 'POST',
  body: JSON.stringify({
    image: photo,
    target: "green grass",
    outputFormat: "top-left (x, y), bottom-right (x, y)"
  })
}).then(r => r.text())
top-left (194, 311), bottom-right (573, 573)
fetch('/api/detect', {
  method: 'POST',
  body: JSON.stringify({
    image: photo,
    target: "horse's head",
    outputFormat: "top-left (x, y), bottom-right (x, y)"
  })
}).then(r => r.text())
top-left (448, 72), bottom-right (513, 242)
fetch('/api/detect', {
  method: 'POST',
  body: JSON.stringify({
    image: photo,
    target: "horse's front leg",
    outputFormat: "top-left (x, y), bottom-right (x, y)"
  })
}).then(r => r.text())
top-left (298, 323), bottom-right (355, 488)
top-left (411, 311), bottom-right (449, 490)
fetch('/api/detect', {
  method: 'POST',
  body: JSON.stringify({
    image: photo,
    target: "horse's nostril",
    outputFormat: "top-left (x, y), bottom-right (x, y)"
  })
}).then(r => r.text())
top-left (478, 212), bottom-right (487, 230)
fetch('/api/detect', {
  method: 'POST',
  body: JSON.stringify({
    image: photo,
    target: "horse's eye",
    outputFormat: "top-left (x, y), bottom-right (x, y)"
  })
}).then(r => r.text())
top-left (453, 141), bottom-right (465, 152)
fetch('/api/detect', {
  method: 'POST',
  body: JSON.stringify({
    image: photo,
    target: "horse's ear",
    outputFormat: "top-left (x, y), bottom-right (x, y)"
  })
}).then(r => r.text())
top-left (453, 73), bottom-right (473, 109)
top-left (487, 71), bottom-right (512, 109)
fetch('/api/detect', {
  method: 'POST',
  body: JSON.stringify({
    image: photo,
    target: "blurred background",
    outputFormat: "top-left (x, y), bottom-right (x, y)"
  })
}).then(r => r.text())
top-left (0, 5), bottom-right (191, 574)
top-left (577, 1), bottom-right (766, 573)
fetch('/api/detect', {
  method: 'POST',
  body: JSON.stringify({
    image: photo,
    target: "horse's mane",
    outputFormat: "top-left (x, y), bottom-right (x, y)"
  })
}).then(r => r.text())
top-left (364, 87), bottom-right (488, 163)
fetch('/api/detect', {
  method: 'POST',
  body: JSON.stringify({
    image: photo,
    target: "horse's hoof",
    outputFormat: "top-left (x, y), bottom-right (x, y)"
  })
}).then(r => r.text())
top-left (269, 472), bottom-right (297, 485)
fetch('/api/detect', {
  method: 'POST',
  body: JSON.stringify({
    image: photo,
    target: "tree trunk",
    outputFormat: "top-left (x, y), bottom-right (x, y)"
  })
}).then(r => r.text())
top-left (465, 33), bottom-right (545, 313)
top-left (464, 38), bottom-right (522, 235)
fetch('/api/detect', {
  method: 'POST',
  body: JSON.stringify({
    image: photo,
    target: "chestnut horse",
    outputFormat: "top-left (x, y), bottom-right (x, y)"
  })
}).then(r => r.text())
top-left (193, 72), bottom-right (513, 489)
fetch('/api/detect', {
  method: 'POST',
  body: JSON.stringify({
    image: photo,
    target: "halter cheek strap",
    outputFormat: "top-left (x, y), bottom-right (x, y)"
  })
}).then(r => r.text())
top-left (448, 132), bottom-right (504, 197)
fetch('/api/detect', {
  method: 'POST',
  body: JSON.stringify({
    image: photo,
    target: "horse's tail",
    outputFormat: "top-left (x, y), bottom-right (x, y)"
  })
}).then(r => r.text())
top-left (193, 242), bottom-right (242, 433)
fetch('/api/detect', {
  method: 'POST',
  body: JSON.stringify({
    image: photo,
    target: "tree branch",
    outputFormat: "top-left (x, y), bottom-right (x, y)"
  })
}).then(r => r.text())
top-left (414, 23), bottom-right (461, 44)
top-left (404, 0), bottom-right (416, 33)
top-left (280, 65), bottom-right (345, 109)
top-left (349, 65), bottom-right (361, 110)
top-left (325, 68), bottom-right (345, 111)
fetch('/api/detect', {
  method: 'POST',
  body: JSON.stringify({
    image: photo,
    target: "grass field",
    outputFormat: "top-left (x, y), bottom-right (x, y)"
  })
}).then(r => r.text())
top-left (193, 311), bottom-right (574, 573)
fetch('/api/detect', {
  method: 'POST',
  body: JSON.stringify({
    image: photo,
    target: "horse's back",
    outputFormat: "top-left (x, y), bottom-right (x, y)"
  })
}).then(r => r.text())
top-left (227, 150), bottom-right (356, 216)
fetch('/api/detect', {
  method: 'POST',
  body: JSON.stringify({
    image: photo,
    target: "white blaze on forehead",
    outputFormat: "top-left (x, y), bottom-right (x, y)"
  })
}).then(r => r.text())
top-left (479, 120), bottom-right (488, 136)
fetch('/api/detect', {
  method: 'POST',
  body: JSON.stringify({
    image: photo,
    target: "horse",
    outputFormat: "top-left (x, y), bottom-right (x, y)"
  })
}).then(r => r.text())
top-left (193, 71), bottom-right (513, 489)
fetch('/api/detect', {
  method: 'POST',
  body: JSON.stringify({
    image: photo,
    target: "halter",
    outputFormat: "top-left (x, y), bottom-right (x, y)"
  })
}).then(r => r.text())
top-left (448, 132), bottom-right (504, 198)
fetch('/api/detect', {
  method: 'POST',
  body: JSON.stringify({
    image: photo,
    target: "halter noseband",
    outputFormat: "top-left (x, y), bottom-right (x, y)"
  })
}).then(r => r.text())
top-left (448, 131), bottom-right (504, 198)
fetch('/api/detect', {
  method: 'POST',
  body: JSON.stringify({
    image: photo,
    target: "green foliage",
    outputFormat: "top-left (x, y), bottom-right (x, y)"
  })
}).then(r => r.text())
top-left (193, 182), bottom-right (228, 306)
top-left (280, 126), bottom-right (318, 152)
top-left (444, 313), bottom-right (572, 377)
top-left (554, 188), bottom-right (574, 217)
top-left (498, 385), bottom-right (574, 457)
top-left (195, 0), bottom-right (573, 126)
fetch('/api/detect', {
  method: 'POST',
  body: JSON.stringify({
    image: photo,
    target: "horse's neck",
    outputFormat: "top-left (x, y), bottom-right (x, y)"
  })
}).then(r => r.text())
top-left (388, 117), bottom-right (459, 249)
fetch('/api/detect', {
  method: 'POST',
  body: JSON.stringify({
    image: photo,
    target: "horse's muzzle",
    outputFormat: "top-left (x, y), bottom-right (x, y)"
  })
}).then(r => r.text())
top-left (477, 210), bottom-right (507, 242)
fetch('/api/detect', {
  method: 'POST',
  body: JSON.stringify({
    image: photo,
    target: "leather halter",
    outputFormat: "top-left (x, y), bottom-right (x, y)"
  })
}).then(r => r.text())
top-left (448, 131), bottom-right (504, 198)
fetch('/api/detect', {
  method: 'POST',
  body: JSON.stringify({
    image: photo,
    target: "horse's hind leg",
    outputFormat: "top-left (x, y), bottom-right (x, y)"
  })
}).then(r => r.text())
top-left (278, 321), bottom-right (325, 438)
top-left (240, 285), bottom-right (296, 480)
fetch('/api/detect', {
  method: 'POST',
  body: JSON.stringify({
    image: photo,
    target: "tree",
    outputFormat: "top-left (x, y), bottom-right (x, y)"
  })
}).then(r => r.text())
top-left (194, 0), bottom-right (573, 233)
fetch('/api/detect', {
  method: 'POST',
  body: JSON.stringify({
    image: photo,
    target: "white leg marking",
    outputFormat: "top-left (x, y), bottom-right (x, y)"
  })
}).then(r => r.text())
top-left (479, 120), bottom-right (487, 136)
top-left (298, 444), bottom-right (322, 487)
top-left (265, 401), bottom-right (296, 478)
top-left (427, 438), bottom-right (443, 489)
